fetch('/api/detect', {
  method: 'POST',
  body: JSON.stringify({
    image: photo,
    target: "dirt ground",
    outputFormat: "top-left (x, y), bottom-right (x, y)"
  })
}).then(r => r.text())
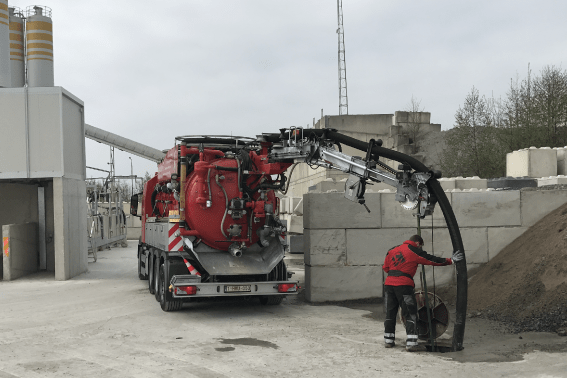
top-left (1, 243), bottom-right (566, 378)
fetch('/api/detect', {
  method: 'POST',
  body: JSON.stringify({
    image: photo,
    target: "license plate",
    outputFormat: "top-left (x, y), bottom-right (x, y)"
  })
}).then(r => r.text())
top-left (224, 285), bottom-right (251, 293)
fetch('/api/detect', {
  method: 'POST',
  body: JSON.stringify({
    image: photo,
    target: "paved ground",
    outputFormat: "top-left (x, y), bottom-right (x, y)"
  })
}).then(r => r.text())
top-left (1, 242), bottom-right (566, 378)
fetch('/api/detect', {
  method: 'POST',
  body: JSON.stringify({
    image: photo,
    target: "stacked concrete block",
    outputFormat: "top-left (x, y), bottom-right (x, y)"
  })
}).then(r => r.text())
top-left (437, 178), bottom-right (456, 190)
top-left (287, 234), bottom-right (304, 253)
top-left (537, 176), bottom-right (567, 187)
top-left (454, 176), bottom-right (488, 190)
top-left (555, 147), bottom-right (567, 175)
top-left (288, 215), bottom-right (304, 234)
top-left (304, 192), bottom-right (381, 229)
top-left (520, 189), bottom-right (567, 227)
top-left (506, 147), bottom-right (557, 178)
top-left (381, 192), bottom-right (450, 228)
top-left (487, 227), bottom-right (527, 259)
top-left (451, 190), bottom-right (521, 227)
top-left (488, 177), bottom-right (538, 189)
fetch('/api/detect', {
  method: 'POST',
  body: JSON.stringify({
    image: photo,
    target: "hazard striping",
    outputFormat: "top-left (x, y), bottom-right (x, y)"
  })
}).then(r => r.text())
top-left (168, 223), bottom-right (183, 252)
top-left (3, 236), bottom-right (9, 257)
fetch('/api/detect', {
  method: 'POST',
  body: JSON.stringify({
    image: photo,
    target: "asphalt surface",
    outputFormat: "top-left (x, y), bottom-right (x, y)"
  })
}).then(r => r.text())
top-left (1, 242), bottom-right (566, 378)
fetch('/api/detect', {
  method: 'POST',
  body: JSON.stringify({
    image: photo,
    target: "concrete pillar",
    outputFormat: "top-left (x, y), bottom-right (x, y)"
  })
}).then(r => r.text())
top-left (53, 177), bottom-right (87, 280)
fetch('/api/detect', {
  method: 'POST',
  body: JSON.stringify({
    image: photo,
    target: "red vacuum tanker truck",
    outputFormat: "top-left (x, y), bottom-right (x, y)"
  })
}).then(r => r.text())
top-left (132, 135), bottom-right (299, 311)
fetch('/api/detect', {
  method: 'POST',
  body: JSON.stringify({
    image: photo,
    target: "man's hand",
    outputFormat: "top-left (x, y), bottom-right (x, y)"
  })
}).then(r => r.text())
top-left (452, 250), bottom-right (464, 263)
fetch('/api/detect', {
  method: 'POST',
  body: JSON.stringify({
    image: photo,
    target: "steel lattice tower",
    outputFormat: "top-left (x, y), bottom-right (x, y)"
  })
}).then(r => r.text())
top-left (337, 0), bottom-right (348, 115)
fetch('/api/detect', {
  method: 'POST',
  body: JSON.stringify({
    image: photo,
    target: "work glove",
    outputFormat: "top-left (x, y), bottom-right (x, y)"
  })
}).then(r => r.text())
top-left (451, 250), bottom-right (464, 263)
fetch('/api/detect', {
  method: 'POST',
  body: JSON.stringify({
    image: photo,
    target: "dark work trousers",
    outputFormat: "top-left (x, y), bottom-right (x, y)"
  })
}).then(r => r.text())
top-left (384, 284), bottom-right (419, 347)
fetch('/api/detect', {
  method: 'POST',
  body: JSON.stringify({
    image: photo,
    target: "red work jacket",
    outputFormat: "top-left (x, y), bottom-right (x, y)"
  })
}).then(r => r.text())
top-left (383, 240), bottom-right (452, 287)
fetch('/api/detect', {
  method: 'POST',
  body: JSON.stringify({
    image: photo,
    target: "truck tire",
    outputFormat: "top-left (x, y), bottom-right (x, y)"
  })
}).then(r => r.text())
top-left (148, 252), bottom-right (155, 294)
top-left (159, 264), bottom-right (182, 312)
top-left (260, 296), bottom-right (283, 305)
top-left (154, 258), bottom-right (161, 302)
top-left (138, 245), bottom-right (147, 280)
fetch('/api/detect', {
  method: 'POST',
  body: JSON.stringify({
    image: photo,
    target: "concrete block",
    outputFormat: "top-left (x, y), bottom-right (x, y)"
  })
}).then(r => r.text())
top-left (311, 180), bottom-right (344, 193)
top-left (288, 215), bottom-right (303, 234)
top-left (537, 176), bottom-right (567, 187)
top-left (305, 265), bottom-right (383, 302)
top-left (291, 197), bottom-right (303, 215)
top-left (454, 176), bottom-right (487, 190)
top-left (304, 192), bottom-right (381, 229)
top-left (420, 264), bottom-right (456, 288)
top-left (280, 197), bottom-right (289, 214)
top-left (288, 234), bottom-right (304, 253)
top-left (521, 189), bottom-right (567, 227)
top-left (394, 111), bottom-right (408, 123)
top-left (438, 178), bottom-right (456, 190)
top-left (487, 227), bottom-right (527, 260)
top-left (451, 191), bottom-right (521, 227)
top-left (421, 227), bottom-right (488, 263)
top-left (346, 228), bottom-right (409, 266)
top-left (380, 192), bottom-right (450, 228)
top-left (488, 177), bottom-right (538, 189)
top-left (556, 147), bottom-right (567, 175)
top-left (127, 227), bottom-right (141, 241)
top-left (304, 229), bottom-right (346, 267)
top-left (2, 223), bottom-right (38, 281)
top-left (506, 147), bottom-right (557, 178)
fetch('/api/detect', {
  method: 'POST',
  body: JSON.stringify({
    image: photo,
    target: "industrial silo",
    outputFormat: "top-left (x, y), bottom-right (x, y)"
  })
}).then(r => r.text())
top-left (8, 6), bottom-right (24, 87)
top-left (25, 5), bottom-right (53, 87)
top-left (0, 0), bottom-right (10, 88)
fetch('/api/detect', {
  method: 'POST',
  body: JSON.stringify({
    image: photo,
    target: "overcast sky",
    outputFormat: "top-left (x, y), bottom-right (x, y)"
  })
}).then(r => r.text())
top-left (10, 0), bottom-right (567, 181)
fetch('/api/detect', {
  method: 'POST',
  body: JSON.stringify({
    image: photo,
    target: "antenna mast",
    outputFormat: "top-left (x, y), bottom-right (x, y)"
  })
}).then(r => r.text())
top-left (337, 0), bottom-right (348, 115)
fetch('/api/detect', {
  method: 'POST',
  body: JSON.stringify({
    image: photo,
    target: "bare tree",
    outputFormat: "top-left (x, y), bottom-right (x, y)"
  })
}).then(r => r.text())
top-left (405, 96), bottom-right (425, 154)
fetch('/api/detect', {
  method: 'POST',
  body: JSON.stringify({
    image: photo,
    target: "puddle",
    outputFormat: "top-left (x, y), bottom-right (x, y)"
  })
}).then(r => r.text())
top-left (215, 347), bottom-right (235, 352)
top-left (218, 337), bottom-right (278, 349)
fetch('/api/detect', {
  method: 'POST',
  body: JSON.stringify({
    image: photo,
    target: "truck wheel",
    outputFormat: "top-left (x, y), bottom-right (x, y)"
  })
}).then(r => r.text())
top-left (148, 253), bottom-right (155, 294)
top-left (154, 259), bottom-right (161, 302)
top-left (138, 246), bottom-right (147, 280)
top-left (159, 264), bottom-right (182, 312)
top-left (260, 296), bottom-right (283, 305)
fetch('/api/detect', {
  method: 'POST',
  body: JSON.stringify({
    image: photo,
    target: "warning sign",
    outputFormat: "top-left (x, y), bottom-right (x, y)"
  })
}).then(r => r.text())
top-left (3, 237), bottom-right (9, 258)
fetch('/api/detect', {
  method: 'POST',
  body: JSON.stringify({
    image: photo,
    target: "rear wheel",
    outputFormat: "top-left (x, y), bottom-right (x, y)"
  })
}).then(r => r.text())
top-left (148, 252), bottom-right (155, 294)
top-left (259, 296), bottom-right (283, 305)
top-left (154, 258), bottom-right (161, 301)
top-left (159, 264), bottom-right (182, 312)
top-left (138, 245), bottom-right (147, 280)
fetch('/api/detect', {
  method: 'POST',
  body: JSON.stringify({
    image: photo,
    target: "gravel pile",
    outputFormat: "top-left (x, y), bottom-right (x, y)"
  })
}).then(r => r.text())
top-left (467, 201), bottom-right (567, 334)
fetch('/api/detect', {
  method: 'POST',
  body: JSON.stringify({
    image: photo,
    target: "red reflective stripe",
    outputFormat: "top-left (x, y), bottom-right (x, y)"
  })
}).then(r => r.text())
top-left (168, 236), bottom-right (182, 251)
top-left (168, 223), bottom-right (179, 237)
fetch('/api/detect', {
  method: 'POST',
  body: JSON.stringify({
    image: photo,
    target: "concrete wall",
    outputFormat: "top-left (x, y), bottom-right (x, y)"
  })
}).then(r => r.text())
top-left (2, 223), bottom-right (38, 281)
top-left (0, 183), bottom-right (39, 279)
top-left (53, 177), bottom-right (87, 280)
top-left (0, 87), bottom-right (85, 180)
top-left (303, 188), bottom-right (567, 302)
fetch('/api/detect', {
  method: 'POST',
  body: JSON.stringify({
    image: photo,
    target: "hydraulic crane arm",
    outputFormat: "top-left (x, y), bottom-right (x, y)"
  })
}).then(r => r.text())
top-left (264, 128), bottom-right (438, 217)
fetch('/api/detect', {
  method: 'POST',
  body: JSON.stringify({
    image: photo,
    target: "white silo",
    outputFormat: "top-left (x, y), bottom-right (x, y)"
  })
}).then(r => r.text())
top-left (8, 6), bottom-right (24, 87)
top-left (26, 5), bottom-right (53, 87)
top-left (0, 0), bottom-right (10, 88)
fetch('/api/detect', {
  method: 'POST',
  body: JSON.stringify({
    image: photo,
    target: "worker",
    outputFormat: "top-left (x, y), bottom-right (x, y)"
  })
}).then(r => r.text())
top-left (382, 234), bottom-right (464, 352)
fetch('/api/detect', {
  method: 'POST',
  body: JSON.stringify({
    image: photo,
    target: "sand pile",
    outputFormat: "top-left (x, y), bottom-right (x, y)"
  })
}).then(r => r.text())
top-left (467, 201), bottom-right (567, 333)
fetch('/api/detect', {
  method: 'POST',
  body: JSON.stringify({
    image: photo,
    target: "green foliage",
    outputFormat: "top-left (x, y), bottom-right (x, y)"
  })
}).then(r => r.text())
top-left (441, 65), bottom-right (567, 178)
